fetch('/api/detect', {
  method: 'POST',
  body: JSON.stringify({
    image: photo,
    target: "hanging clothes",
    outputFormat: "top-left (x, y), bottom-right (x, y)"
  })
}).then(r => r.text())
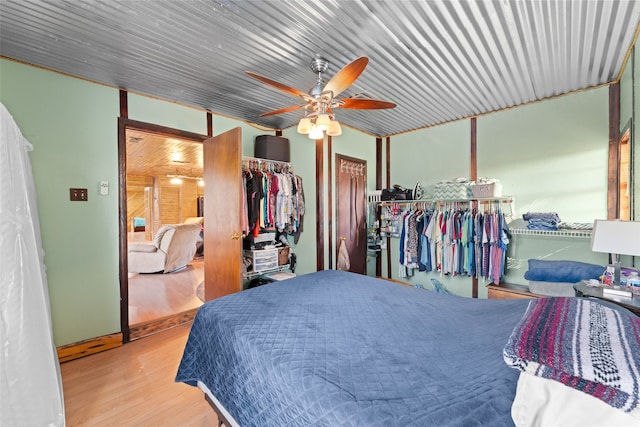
top-left (396, 201), bottom-right (510, 284)
top-left (241, 160), bottom-right (305, 238)
top-left (337, 238), bottom-right (351, 271)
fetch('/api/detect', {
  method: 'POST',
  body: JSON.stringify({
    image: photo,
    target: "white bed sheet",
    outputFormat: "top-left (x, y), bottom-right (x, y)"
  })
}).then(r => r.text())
top-left (512, 372), bottom-right (640, 427)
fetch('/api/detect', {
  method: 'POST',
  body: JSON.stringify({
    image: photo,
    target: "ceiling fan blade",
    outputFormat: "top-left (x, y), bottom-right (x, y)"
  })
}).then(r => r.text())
top-left (323, 57), bottom-right (369, 98)
top-left (338, 98), bottom-right (397, 110)
top-left (246, 71), bottom-right (307, 98)
top-left (260, 104), bottom-right (306, 117)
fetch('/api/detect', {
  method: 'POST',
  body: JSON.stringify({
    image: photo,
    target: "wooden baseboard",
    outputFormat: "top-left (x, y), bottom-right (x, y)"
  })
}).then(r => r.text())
top-left (57, 332), bottom-right (123, 363)
top-left (129, 308), bottom-right (198, 341)
top-left (377, 276), bottom-right (412, 287)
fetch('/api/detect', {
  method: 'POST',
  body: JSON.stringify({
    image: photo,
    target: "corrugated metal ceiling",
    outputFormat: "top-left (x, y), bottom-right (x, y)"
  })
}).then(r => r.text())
top-left (1, 0), bottom-right (639, 137)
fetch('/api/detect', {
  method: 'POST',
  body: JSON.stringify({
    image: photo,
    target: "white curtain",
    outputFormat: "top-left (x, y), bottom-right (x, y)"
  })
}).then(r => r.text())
top-left (0, 103), bottom-right (65, 426)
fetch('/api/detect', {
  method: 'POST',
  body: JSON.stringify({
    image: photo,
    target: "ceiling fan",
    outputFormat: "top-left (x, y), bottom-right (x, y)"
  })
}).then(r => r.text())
top-left (246, 56), bottom-right (396, 137)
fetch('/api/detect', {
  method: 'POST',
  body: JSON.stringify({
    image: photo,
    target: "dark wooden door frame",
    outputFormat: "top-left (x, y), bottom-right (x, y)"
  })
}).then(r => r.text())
top-left (335, 153), bottom-right (368, 274)
top-left (117, 117), bottom-right (207, 343)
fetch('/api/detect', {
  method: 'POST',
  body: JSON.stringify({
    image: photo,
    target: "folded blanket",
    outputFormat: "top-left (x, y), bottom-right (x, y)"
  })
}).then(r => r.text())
top-left (522, 211), bottom-right (561, 223)
top-left (504, 297), bottom-right (640, 417)
top-left (524, 259), bottom-right (604, 282)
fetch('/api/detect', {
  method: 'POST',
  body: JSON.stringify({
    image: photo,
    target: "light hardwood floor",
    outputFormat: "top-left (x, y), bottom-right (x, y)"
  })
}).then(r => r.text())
top-left (128, 259), bottom-right (204, 325)
top-left (61, 322), bottom-right (219, 426)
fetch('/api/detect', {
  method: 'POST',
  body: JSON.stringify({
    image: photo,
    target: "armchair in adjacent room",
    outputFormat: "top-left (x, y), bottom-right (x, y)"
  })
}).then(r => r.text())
top-left (127, 222), bottom-right (202, 273)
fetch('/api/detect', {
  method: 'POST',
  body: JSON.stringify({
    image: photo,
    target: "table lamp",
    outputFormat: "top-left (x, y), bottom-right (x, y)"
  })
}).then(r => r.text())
top-left (590, 219), bottom-right (640, 288)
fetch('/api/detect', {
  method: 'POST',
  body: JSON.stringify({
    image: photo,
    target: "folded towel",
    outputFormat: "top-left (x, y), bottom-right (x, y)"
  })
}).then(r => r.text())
top-left (504, 297), bottom-right (640, 417)
top-left (524, 259), bottom-right (604, 282)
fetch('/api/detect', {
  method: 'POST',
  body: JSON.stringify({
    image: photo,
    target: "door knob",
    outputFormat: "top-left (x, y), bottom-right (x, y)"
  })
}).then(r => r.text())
top-left (231, 232), bottom-right (245, 240)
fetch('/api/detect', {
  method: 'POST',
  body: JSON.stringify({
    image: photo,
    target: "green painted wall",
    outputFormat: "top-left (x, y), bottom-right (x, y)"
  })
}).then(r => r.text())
top-left (478, 88), bottom-right (610, 289)
top-left (378, 89), bottom-right (611, 297)
top-left (282, 129), bottom-right (318, 275)
top-left (0, 54), bottom-right (630, 346)
top-left (128, 93), bottom-right (208, 134)
top-left (330, 126), bottom-right (377, 272)
top-left (0, 59), bottom-right (313, 346)
top-left (382, 121), bottom-right (474, 295)
top-left (0, 59), bottom-right (121, 345)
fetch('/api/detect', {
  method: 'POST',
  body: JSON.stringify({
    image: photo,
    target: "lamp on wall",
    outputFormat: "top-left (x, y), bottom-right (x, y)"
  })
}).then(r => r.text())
top-left (590, 219), bottom-right (640, 287)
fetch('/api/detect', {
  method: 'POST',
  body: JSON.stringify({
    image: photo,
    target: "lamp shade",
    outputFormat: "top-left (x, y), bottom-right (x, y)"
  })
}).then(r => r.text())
top-left (591, 220), bottom-right (640, 256)
top-left (297, 117), bottom-right (312, 134)
top-left (315, 113), bottom-right (331, 131)
top-left (327, 120), bottom-right (342, 136)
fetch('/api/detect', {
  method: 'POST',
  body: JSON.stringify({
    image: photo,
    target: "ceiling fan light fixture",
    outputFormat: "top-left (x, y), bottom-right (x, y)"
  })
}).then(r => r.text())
top-left (297, 117), bottom-right (312, 134)
top-left (248, 56), bottom-right (395, 139)
top-left (327, 120), bottom-right (342, 136)
top-left (308, 125), bottom-right (324, 140)
top-left (170, 177), bottom-right (183, 185)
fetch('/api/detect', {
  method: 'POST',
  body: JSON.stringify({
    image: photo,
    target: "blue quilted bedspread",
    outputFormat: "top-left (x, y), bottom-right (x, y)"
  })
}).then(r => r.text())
top-left (176, 270), bottom-right (531, 426)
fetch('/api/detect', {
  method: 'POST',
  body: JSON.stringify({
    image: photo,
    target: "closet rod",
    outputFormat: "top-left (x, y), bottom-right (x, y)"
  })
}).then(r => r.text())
top-left (376, 196), bottom-right (513, 206)
top-left (242, 156), bottom-right (291, 167)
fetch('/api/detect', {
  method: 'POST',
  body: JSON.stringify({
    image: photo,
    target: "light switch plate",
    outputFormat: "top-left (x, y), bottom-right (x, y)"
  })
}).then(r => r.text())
top-left (70, 188), bottom-right (88, 201)
top-left (100, 181), bottom-right (109, 195)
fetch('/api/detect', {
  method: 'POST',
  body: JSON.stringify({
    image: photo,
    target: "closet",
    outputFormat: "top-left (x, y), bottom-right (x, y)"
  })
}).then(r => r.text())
top-left (202, 127), bottom-right (304, 300)
top-left (372, 196), bottom-right (513, 295)
top-left (241, 157), bottom-right (303, 279)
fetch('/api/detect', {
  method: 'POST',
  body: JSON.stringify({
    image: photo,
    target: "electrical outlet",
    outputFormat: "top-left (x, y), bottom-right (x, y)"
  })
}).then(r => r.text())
top-left (70, 188), bottom-right (88, 201)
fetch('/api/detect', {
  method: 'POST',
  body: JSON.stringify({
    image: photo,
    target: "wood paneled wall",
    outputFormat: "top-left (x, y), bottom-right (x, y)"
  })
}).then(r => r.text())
top-left (126, 175), bottom-right (153, 232)
top-left (127, 175), bottom-right (203, 238)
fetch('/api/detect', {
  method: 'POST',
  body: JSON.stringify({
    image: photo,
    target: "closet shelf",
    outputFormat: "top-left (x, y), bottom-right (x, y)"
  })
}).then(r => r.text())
top-left (243, 264), bottom-right (291, 280)
top-left (373, 196), bottom-right (514, 206)
top-left (242, 156), bottom-right (291, 167)
top-left (509, 227), bottom-right (592, 239)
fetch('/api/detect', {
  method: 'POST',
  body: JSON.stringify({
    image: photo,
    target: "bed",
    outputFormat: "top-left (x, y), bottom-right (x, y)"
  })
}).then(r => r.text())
top-left (176, 270), bottom-right (640, 426)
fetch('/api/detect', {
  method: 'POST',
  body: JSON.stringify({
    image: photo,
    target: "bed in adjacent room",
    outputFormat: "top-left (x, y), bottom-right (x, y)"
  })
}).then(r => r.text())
top-left (176, 270), bottom-right (640, 427)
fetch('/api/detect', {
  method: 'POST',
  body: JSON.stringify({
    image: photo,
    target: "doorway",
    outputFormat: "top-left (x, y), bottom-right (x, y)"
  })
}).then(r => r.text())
top-left (335, 154), bottom-right (367, 274)
top-left (118, 118), bottom-right (207, 342)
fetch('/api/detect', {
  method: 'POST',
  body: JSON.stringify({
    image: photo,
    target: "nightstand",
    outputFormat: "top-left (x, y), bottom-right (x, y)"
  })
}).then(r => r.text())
top-left (487, 283), bottom-right (541, 300)
top-left (573, 281), bottom-right (640, 316)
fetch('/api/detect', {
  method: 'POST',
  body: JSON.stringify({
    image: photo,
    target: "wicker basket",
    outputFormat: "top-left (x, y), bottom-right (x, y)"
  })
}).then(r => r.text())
top-left (471, 182), bottom-right (503, 198)
top-left (278, 246), bottom-right (290, 265)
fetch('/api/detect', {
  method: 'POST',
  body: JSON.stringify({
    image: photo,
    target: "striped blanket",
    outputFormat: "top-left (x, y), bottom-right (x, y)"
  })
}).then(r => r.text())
top-left (503, 297), bottom-right (640, 417)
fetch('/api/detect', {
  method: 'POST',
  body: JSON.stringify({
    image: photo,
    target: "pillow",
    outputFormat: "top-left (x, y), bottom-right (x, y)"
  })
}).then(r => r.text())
top-left (512, 372), bottom-right (640, 427)
top-left (523, 259), bottom-right (604, 283)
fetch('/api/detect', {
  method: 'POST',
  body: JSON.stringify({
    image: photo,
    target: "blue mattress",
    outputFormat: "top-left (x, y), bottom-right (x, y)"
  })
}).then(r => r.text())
top-left (176, 270), bottom-right (531, 426)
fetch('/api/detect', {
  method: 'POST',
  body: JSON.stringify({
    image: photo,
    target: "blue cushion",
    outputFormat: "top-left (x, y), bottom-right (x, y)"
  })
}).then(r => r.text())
top-left (524, 259), bottom-right (605, 283)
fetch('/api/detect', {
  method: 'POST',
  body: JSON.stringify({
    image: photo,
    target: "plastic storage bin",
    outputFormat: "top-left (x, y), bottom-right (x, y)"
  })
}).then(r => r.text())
top-left (244, 248), bottom-right (279, 272)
